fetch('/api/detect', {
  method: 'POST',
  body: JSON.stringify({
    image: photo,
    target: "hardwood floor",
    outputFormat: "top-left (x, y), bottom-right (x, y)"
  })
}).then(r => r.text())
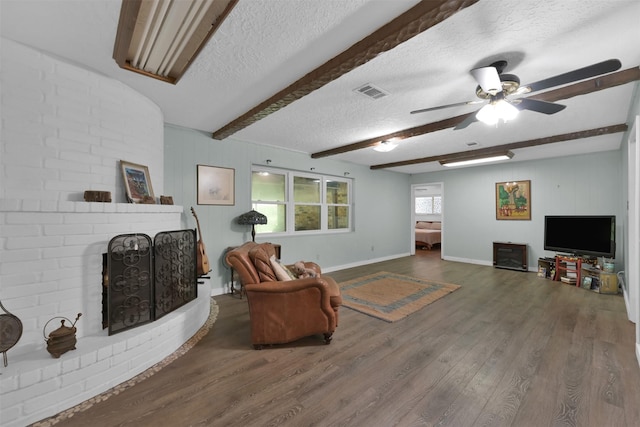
top-left (48, 249), bottom-right (640, 426)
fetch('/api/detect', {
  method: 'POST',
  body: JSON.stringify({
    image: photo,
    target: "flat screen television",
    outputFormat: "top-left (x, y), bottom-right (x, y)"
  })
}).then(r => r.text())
top-left (544, 215), bottom-right (616, 258)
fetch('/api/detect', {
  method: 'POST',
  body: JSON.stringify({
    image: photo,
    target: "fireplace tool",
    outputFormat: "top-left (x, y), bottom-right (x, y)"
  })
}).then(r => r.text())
top-left (0, 299), bottom-right (23, 367)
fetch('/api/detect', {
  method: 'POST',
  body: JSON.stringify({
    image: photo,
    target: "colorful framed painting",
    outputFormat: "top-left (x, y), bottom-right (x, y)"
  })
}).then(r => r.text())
top-left (495, 180), bottom-right (531, 220)
top-left (120, 160), bottom-right (155, 204)
top-left (197, 164), bottom-right (235, 205)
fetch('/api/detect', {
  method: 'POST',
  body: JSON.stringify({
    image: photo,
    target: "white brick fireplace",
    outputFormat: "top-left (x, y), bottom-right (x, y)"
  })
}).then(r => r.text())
top-left (0, 39), bottom-right (211, 426)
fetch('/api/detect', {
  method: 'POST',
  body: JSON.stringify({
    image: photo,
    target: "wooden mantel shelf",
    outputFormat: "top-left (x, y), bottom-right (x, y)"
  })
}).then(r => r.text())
top-left (0, 199), bottom-right (183, 214)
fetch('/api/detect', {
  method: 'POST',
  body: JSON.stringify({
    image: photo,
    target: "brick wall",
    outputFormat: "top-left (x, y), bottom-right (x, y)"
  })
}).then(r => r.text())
top-left (0, 201), bottom-right (185, 352)
top-left (0, 38), bottom-right (164, 202)
top-left (0, 39), bottom-right (210, 427)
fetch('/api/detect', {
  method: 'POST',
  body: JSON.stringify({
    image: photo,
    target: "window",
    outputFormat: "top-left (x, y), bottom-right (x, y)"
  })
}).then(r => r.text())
top-left (326, 180), bottom-right (349, 230)
top-left (294, 176), bottom-right (321, 231)
top-left (251, 171), bottom-right (286, 233)
top-left (415, 196), bottom-right (442, 214)
top-left (251, 167), bottom-right (352, 235)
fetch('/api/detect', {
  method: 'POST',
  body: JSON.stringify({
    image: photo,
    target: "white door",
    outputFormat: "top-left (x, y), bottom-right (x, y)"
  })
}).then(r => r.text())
top-left (627, 116), bottom-right (639, 327)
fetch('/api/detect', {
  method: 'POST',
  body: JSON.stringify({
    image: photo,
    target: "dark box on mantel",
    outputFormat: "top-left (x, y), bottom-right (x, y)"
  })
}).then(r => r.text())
top-left (84, 191), bottom-right (112, 202)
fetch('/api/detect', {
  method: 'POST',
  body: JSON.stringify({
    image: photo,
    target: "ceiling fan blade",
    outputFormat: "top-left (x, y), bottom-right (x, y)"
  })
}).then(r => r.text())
top-left (453, 112), bottom-right (478, 130)
top-left (523, 59), bottom-right (621, 94)
top-left (471, 66), bottom-right (502, 95)
top-left (516, 98), bottom-right (566, 115)
top-left (410, 100), bottom-right (484, 115)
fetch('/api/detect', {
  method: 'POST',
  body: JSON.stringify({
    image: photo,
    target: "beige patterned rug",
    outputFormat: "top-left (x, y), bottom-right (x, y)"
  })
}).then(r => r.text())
top-left (339, 272), bottom-right (460, 322)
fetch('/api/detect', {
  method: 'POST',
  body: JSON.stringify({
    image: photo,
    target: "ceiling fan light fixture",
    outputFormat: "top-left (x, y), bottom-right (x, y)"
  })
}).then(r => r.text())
top-left (373, 139), bottom-right (399, 152)
top-left (476, 99), bottom-right (519, 125)
top-left (440, 151), bottom-right (514, 168)
top-left (476, 103), bottom-right (499, 125)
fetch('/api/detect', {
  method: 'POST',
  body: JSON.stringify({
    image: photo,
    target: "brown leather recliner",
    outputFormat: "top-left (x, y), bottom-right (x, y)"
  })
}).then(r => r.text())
top-left (225, 242), bottom-right (342, 349)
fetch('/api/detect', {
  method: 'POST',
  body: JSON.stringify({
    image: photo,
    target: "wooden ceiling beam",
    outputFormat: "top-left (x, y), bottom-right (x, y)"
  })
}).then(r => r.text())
top-left (211, 0), bottom-right (480, 140)
top-left (311, 113), bottom-right (473, 158)
top-left (312, 66), bottom-right (640, 159)
top-left (369, 124), bottom-right (628, 170)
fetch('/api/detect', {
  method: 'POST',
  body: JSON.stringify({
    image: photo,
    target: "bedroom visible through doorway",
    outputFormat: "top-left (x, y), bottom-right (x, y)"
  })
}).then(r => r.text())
top-left (411, 183), bottom-right (443, 257)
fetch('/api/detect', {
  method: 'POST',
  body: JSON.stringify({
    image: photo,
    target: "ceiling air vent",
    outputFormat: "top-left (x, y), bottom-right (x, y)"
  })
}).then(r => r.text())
top-left (354, 83), bottom-right (388, 100)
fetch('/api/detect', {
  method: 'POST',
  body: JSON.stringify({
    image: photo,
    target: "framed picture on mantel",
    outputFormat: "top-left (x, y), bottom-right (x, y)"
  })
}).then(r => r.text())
top-left (496, 180), bottom-right (531, 220)
top-left (120, 160), bottom-right (155, 204)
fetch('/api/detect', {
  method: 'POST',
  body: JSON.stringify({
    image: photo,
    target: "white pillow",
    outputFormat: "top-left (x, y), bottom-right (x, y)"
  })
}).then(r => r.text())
top-left (269, 255), bottom-right (292, 281)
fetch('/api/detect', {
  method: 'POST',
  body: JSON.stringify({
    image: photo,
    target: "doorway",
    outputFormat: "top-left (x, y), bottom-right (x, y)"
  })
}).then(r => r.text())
top-left (627, 116), bottom-right (639, 327)
top-left (410, 182), bottom-right (444, 257)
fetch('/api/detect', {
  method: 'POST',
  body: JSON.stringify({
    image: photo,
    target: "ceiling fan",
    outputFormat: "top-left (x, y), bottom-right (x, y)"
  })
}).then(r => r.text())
top-left (410, 59), bottom-right (622, 129)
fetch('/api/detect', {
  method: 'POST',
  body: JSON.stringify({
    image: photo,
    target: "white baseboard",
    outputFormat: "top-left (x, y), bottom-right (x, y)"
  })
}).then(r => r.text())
top-left (207, 253), bottom-right (412, 296)
top-left (443, 256), bottom-right (536, 272)
top-left (622, 286), bottom-right (637, 323)
top-left (322, 252), bottom-right (412, 273)
top-left (443, 255), bottom-right (492, 267)
top-left (211, 287), bottom-right (227, 297)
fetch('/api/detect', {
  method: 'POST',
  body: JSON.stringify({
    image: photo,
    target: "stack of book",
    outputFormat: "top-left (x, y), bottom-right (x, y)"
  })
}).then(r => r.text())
top-left (561, 260), bottom-right (578, 285)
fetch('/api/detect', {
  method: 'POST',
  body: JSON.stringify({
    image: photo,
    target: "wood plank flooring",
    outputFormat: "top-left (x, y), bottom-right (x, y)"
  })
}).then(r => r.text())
top-left (45, 250), bottom-right (640, 427)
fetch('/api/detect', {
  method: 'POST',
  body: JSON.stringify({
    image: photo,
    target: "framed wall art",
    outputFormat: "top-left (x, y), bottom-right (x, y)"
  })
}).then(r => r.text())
top-left (496, 180), bottom-right (531, 220)
top-left (197, 164), bottom-right (235, 205)
top-left (120, 160), bottom-right (155, 203)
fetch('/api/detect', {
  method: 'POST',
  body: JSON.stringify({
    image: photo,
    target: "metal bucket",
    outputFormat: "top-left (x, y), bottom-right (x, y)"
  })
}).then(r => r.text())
top-left (603, 261), bottom-right (615, 273)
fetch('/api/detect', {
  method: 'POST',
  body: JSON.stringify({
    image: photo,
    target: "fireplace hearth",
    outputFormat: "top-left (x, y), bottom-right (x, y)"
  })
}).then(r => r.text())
top-left (0, 196), bottom-right (201, 427)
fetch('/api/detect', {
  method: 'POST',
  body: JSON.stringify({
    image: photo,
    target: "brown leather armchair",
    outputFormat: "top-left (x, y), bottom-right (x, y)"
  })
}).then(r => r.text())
top-left (225, 242), bottom-right (341, 349)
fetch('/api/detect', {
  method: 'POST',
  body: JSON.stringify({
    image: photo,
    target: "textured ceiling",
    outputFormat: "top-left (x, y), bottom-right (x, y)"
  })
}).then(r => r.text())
top-left (2, 0), bottom-right (639, 174)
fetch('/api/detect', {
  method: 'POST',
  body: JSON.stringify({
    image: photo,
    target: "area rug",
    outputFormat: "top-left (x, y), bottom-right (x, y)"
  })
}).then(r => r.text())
top-left (338, 272), bottom-right (460, 322)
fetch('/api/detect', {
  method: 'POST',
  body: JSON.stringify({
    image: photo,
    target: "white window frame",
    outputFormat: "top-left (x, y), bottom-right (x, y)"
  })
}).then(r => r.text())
top-left (415, 195), bottom-right (442, 215)
top-left (251, 166), bottom-right (353, 236)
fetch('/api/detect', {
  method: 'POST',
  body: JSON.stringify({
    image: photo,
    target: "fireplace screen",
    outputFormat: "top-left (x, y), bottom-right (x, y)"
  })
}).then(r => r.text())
top-left (106, 229), bottom-right (197, 335)
top-left (107, 234), bottom-right (153, 335)
top-left (154, 230), bottom-right (198, 319)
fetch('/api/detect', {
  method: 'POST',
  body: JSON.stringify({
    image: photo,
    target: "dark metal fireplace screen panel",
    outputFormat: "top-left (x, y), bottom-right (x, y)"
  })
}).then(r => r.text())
top-left (107, 234), bottom-right (154, 335)
top-left (154, 229), bottom-right (197, 319)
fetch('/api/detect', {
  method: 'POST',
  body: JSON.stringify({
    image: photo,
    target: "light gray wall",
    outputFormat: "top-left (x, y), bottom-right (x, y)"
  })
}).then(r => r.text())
top-left (620, 84), bottom-right (640, 357)
top-left (164, 124), bottom-right (411, 293)
top-left (410, 151), bottom-right (625, 270)
top-left (164, 123), bottom-right (627, 288)
top-left (622, 84), bottom-right (640, 288)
